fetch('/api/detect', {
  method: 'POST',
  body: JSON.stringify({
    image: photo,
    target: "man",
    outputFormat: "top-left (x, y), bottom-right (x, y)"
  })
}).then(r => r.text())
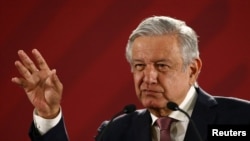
top-left (12, 16), bottom-right (250, 141)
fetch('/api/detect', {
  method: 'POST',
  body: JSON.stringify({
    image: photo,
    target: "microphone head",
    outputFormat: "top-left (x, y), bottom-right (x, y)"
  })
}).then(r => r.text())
top-left (123, 104), bottom-right (136, 113)
top-left (167, 101), bottom-right (179, 111)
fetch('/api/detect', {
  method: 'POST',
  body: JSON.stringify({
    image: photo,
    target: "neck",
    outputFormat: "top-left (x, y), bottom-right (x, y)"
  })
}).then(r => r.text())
top-left (148, 107), bottom-right (172, 117)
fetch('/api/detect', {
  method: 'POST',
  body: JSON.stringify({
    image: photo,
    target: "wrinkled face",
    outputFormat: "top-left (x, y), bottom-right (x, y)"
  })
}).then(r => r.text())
top-left (131, 35), bottom-right (197, 116)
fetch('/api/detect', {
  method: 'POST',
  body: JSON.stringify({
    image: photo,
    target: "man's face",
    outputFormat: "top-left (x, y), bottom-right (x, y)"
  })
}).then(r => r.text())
top-left (131, 35), bottom-right (196, 116)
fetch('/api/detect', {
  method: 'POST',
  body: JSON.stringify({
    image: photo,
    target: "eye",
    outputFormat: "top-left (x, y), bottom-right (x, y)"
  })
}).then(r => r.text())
top-left (156, 63), bottom-right (169, 71)
top-left (134, 63), bottom-right (145, 71)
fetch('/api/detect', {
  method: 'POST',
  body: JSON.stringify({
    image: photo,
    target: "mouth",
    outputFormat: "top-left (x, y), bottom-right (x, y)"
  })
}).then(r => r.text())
top-left (141, 90), bottom-right (162, 96)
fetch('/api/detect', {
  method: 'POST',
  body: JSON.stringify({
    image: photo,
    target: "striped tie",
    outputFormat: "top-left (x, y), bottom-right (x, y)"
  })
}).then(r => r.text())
top-left (156, 117), bottom-right (174, 141)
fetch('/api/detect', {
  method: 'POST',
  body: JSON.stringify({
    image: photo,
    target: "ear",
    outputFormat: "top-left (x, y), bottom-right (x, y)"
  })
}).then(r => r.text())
top-left (188, 58), bottom-right (202, 85)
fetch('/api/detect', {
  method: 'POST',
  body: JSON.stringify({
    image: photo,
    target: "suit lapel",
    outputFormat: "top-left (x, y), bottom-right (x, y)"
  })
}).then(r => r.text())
top-left (184, 87), bottom-right (218, 141)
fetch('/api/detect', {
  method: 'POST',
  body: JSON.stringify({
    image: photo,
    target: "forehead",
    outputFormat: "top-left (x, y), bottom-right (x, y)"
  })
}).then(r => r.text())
top-left (131, 35), bottom-right (182, 62)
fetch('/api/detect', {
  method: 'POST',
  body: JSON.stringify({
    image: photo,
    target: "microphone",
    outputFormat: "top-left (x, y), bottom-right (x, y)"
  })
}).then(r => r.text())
top-left (167, 101), bottom-right (203, 141)
top-left (96, 104), bottom-right (136, 141)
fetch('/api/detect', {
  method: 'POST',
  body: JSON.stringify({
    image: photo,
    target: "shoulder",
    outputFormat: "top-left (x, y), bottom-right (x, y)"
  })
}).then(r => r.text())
top-left (193, 87), bottom-right (250, 124)
top-left (196, 87), bottom-right (250, 106)
top-left (196, 86), bottom-right (250, 112)
top-left (214, 96), bottom-right (250, 109)
top-left (215, 96), bottom-right (250, 103)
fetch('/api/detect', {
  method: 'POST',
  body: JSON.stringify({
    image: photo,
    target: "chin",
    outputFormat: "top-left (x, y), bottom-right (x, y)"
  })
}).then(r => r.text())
top-left (142, 100), bottom-right (165, 109)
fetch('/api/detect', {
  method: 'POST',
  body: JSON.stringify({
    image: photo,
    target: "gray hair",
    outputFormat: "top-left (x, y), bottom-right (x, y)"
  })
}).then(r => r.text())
top-left (125, 16), bottom-right (199, 69)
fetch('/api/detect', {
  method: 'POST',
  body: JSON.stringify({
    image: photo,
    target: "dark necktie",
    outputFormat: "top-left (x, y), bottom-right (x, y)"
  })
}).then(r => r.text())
top-left (156, 117), bottom-right (174, 141)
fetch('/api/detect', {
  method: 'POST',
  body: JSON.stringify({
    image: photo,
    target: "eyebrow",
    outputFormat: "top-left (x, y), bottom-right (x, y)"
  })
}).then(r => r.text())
top-left (132, 59), bottom-right (144, 62)
top-left (132, 59), bottom-right (173, 63)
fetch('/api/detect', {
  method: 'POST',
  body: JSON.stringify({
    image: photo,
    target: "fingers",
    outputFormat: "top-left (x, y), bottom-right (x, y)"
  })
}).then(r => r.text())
top-left (14, 60), bottom-right (32, 80)
top-left (11, 77), bottom-right (26, 88)
top-left (13, 49), bottom-right (60, 89)
top-left (17, 50), bottom-right (39, 73)
top-left (51, 69), bottom-right (63, 91)
top-left (32, 49), bottom-right (50, 71)
top-left (14, 49), bottom-right (51, 78)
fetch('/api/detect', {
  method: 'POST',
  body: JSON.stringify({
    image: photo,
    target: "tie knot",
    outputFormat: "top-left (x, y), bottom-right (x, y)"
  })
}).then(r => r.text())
top-left (156, 117), bottom-right (174, 130)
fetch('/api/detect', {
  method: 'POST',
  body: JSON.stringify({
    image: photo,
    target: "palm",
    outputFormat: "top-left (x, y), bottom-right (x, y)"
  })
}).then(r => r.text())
top-left (27, 72), bottom-right (61, 114)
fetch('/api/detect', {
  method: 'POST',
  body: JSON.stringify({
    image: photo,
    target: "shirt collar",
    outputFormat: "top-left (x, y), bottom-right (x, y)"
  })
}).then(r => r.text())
top-left (150, 86), bottom-right (197, 125)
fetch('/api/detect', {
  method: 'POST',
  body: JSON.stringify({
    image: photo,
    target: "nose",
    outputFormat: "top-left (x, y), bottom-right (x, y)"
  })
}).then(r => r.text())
top-left (143, 65), bottom-right (158, 84)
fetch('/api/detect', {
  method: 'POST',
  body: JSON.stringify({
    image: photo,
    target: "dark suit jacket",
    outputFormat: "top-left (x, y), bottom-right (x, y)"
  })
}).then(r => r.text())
top-left (29, 87), bottom-right (250, 141)
top-left (29, 116), bottom-right (69, 141)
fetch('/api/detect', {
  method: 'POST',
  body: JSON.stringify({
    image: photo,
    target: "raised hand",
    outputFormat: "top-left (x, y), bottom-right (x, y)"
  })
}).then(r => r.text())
top-left (12, 49), bottom-right (63, 119)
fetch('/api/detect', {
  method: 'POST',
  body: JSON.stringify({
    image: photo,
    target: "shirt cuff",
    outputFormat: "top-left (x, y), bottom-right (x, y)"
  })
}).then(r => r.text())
top-left (33, 108), bottom-right (62, 135)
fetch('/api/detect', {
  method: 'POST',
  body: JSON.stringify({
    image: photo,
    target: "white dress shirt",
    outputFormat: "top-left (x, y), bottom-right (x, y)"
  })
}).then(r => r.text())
top-left (151, 86), bottom-right (197, 141)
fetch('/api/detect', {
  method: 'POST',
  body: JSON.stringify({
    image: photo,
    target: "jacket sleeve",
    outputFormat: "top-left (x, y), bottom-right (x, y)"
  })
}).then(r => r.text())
top-left (29, 117), bottom-right (69, 141)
